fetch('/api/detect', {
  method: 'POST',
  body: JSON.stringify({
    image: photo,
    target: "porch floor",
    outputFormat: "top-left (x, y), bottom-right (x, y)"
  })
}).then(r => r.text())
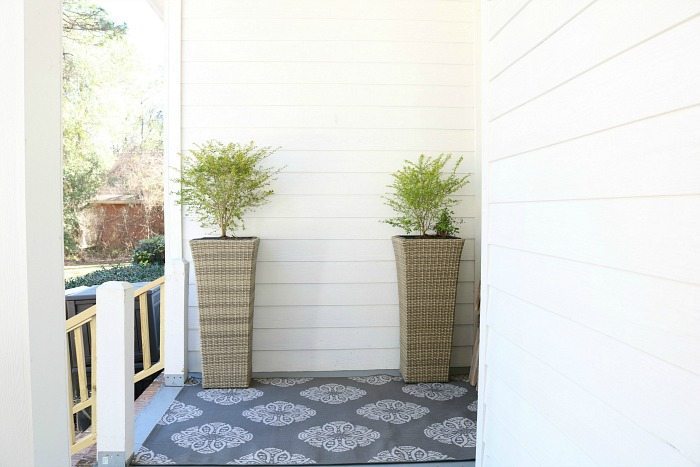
top-left (133, 373), bottom-right (477, 466)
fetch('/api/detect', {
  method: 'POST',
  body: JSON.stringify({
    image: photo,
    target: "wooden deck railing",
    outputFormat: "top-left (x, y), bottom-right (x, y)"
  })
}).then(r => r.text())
top-left (133, 276), bottom-right (166, 383)
top-left (66, 304), bottom-right (97, 454)
top-left (66, 277), bottom-right (165, 455)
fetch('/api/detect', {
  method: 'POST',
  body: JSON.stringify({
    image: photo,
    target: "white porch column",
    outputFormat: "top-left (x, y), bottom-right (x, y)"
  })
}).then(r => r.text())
top-left (0, 0), bottom-right (70, 465)
top-left (163, 0), bottom-right (189, 386)
top-left (164, 259), bottom-right (189, 386)
top-left (96, 282), bottom-right (135, 466)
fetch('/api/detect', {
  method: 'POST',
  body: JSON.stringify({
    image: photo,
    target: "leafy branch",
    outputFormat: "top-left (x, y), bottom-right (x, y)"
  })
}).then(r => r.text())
top-left (383, 154), bottom-right (469, 237)
top-left (176, 141), bottom-right (282, 238)
top-left (63, 0), bottom-right (126, 46)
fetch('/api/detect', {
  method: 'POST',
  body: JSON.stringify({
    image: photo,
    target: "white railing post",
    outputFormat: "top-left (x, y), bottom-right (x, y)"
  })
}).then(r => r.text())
top-left (96, 281), bottom-right (135, 466)
top-left (164, 258), bottom-right (189, 386)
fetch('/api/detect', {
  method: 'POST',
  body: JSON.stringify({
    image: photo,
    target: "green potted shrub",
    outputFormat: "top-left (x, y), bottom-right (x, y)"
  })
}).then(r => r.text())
top-left (177, 141), bottom-right (280, 388)
top-left (383, 154), bottom-right (469, 383)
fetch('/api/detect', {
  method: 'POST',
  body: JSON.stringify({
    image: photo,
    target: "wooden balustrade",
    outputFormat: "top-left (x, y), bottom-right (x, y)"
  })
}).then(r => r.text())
top-left (133, 276), bottom-right (166, 383)
top-left (66, 305), bottom-right (97, 454)
top-left (65, 276), bottom-right (165, 455)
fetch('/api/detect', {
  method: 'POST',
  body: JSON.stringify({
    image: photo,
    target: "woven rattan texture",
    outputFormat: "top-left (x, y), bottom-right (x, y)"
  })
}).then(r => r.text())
top-left (190, 238), bottom-right (260, 388)
top-left (392, 236), bottom-right (465, 383)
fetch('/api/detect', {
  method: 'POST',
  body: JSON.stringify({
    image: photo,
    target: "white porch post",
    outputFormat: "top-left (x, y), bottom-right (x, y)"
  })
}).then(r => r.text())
top-left (163, 0), bottom-right (189, 386)
top-left (96, 282), bottom-right (135, 466)
top-left (0, 0), bottom-right (71, 465)
top-left (164, 259), bottom-right (189, 386)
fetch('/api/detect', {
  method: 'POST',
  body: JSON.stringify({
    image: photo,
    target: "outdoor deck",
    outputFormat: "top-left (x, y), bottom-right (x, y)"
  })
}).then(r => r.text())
top-left (117, 372), bottom-right (477, 467)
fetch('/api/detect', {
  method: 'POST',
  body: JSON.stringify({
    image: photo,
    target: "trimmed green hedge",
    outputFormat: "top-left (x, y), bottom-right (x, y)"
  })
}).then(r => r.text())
top-left (65, 263), bottom-right (165, 289)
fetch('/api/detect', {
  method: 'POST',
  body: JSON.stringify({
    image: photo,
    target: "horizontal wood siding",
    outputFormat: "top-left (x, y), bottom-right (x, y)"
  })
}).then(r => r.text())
top-left (480, 1), bottom-right (700, 465)
top-left (181, 0), bottom-right (478, 373)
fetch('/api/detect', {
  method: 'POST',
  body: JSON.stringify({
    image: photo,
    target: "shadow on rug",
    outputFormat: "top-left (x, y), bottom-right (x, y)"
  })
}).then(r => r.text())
top-left (134, 375), bottom-right (477, 465)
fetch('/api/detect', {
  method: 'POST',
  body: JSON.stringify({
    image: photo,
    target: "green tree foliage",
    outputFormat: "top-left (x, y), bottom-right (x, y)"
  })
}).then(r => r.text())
top-left (62, 123), bottom-right (104, 253)
top-left (383, 154), bottom-right (469, 237)
top-left (177, 141), bottom-right (282, 238)
top-left (63, 0), bottom-right (126, 45)
top-left (62, 0), bottom-right (165, 258)
top-left (62, 0), bottom-right (128, 255)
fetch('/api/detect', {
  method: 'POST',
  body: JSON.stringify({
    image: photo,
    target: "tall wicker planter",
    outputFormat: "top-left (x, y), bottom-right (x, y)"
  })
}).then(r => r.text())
top-left (190, 237), bottom-right (259, 388)
top-left (393, 235), bottom-right (465, 383)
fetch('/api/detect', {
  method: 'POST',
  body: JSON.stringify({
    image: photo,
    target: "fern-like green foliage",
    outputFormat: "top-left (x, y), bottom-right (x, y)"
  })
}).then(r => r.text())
top-left (176, 141), bottom-right (281, 238)
top-left (383, 154), bottom-right (469, 237)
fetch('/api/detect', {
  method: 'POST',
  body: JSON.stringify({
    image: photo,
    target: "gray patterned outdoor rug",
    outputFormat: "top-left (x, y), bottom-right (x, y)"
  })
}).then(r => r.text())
top-left (134, 375), bottom-right (477, 465)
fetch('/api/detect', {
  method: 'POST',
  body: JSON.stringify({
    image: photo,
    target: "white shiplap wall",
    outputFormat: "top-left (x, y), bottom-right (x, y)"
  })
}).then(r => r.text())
top-left (479, 1), bottom-right (700, 466)
top-left (179, 0), bottom-right (478, 373)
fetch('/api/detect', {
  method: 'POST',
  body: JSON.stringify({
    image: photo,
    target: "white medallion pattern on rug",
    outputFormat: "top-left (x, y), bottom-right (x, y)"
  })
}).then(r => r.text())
top-left (300, 383), bottom-right (366, 404)
top-left (402, 382), bottom-right (468, 401)
top-left (356, 399), bottom-right (429, 424)
top-left (133, 446), bottom-right (176, 464)
top-left (227, 448), bottom-right (316, 464)
top-left (369, 446), bottom-right (454, 462)
top-left (158, 400), bottom-right (203, 425)
top-left (424, 417), bottom-right (477, 447)
top-left (197, 388), bottom-right (263, 405)
top-left (299, 421), bottom-right (380, 452)
top-left (171, 422), bottom-right (253, 453)
top-left (134, 376), bottom-right (478, 464)
top-left (349, 375), bottom-right (402, 385)
top-left (243, 401), bottom-right (316, 426)
top-left (255, 377), bottom-right (313, 387)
